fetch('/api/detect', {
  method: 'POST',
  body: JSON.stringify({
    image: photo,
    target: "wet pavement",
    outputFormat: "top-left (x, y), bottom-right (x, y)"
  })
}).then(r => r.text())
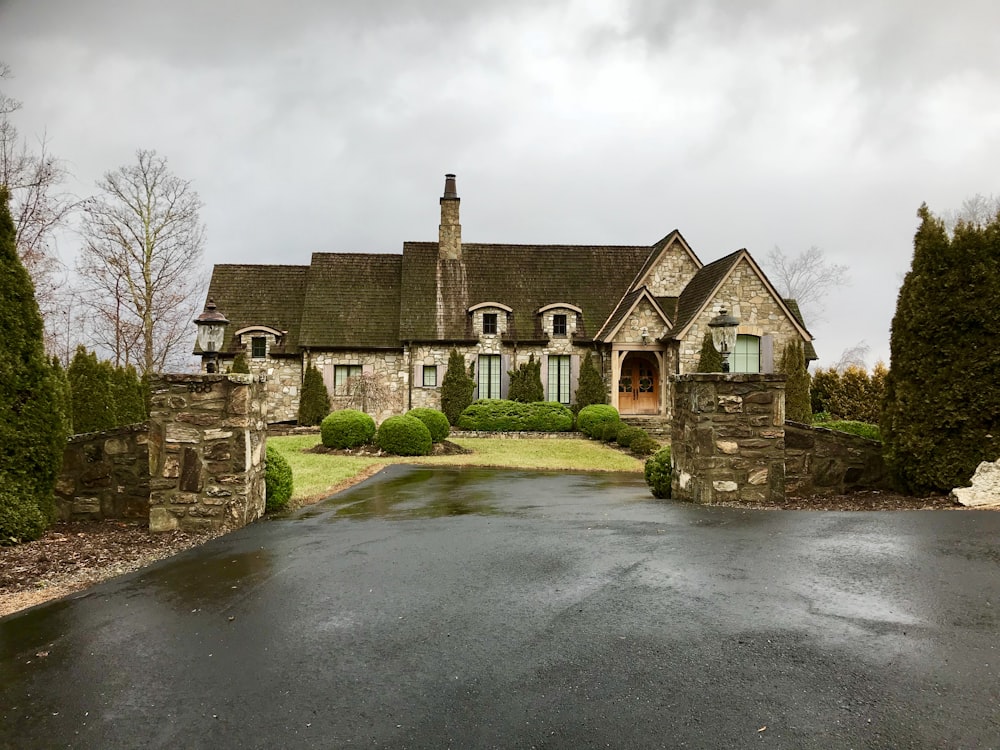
top-left (2, 465), bottom-right (1000, 749)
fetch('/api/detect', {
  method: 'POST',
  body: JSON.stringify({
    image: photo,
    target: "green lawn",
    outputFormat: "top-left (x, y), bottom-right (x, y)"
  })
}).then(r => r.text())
top-left (269, 435), bottom-right (645, 503)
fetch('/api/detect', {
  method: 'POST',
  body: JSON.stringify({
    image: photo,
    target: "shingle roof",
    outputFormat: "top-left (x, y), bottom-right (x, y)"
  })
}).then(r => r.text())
top-left (202, 264), bottom-right (309, 354)
top-left (782, 299), bottom-right (818, 361)
top-left (398, 243), bottom-right (652, 342)
top-left (298, 253), bottom-right (403, 348)
top-left (666, 250), bottom-right (744, 338)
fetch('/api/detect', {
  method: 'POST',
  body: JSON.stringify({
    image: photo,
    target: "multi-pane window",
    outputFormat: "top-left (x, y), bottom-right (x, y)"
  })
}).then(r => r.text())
top-left (547, 355), bottom-right (571, 404)
top-left (482, 313), bottom-right (498, 335)
top-left (552, 314), bottom-right (567, 337)
top-left (732, 335), bottom-right (761, 373)
top-left (251, 336), bottom-right (266, 359)
top-left (422, 365), bottom-right (437, 387)
top-left (334, 364), bottom-right (363, 394)
top-left (477, 354), bottom-right (502, 399)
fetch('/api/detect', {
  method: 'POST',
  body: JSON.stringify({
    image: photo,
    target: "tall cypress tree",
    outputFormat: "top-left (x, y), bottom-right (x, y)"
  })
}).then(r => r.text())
top-left (573, 351), bottom-right (607, 412)
top-left (696, 332), bottom-right (724, 372)
top-left (0, 187), bottom-right (67, 542)
top-left (882, 205), bottom-right (1000, 493)
top-left (111, 364), bottom-right (148, 425)
top-left (778, 340), bottom-right (811, 424)
top-left (68, 346), bottom-right (116, 433)
top-left (440, 349), bottom-right (475, 425)
top-left (298, 362), bottom-right (330, 426)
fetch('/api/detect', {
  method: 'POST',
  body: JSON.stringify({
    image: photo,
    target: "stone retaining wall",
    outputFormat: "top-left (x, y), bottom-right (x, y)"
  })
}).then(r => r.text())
top-left (784, 422), bottom-right (889, 496)
top-left (55, 424), bottom-right (150, 522)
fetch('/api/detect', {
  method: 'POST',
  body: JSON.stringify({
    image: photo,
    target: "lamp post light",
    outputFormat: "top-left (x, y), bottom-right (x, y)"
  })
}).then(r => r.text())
top-left (708, 307), bottom-right (739, 373)
top-left (194, 299), bottom-right (229, 373)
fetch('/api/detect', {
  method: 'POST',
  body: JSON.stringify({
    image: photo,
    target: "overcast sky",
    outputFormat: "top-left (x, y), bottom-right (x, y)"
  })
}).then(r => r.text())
top-left (2, 0), bottom-right (998, 368)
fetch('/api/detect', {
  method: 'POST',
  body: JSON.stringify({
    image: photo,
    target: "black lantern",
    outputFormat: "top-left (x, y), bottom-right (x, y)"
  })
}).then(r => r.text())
top-left (708, 307), bottom-right (739, 373)
top-left (194, 299), bottom-right (229, 373)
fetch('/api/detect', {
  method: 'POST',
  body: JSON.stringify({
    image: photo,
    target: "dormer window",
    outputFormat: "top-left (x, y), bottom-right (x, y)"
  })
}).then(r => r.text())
top-left (552, 314), bottom-right (567, 337)
top-left (483, 313), bottom-right (498, 335)
top-left (251, 336), bottom-right (266, 359)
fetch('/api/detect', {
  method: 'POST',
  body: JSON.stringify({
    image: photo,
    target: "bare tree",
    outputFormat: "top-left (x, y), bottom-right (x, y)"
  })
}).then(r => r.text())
top-left (941, 193), bottom-right (1000, 233)
top-left (77, 149), bottom-right (205, 375)
top-left (0, 62), bottom-right (76, 348)
top-left (765, 245), bottom-right (850, 324)
top-left (835, 340), bottom-right (870, 372)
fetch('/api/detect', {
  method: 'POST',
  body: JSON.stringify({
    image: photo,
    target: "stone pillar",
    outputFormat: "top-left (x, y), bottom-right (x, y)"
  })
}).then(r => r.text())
top-left (671, 373), bottom-right (785, 504)
top-left (147, 374), bottom-right (267, 533)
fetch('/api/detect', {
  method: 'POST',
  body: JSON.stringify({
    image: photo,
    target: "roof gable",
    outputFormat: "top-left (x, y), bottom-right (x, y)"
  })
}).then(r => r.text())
top-left (595, 287), bottom-right (672, 342)
top-left (628, 230), bottom-right (703, 297)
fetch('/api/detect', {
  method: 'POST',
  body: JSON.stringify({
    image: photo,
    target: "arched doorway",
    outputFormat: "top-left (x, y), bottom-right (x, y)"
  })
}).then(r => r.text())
top-left (618, 352), bottom-right (659, 415)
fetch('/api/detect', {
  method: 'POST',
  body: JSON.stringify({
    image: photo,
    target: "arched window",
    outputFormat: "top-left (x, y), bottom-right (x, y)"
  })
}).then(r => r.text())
top-left (732, 335), bottom-right (761, 373)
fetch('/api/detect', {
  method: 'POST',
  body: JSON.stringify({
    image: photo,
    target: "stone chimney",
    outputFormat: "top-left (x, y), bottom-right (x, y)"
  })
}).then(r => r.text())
top-left (438, 173), bottom-right (461, 260)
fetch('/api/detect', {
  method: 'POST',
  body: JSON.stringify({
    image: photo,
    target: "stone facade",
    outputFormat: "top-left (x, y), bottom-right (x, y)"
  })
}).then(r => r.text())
top-left (148, 374), bottom-right (267, 533)
top-left (785, 423), bottom-right (889, 496)
top-left (616, 299), bottom-right (670, 346)
top-left (642, 241), bottom-right (700, 296)
top-left (671, 373), bottom-right (786, 504)
top-left (55, 424), bottom-right (150, 522)
top-left (312, 350), bottom-right (409, 424)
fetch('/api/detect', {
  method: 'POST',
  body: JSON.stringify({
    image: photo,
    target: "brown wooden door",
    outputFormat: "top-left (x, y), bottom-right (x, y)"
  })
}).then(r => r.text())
top-left (619, 354), bottom-right (659, 415)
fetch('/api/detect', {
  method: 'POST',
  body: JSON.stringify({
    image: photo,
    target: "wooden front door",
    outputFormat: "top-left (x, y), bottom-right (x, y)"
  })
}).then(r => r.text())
top-left (618, 353), bottom-right (659, 415)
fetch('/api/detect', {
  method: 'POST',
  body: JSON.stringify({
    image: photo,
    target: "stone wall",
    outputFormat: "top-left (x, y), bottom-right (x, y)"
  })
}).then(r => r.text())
top-left (784, 422), bottom-right (889, 496)
top-left (55, 424), bottom-right (150, 522)
top-left (643, 239), bottom-right (700, 297)
top-left (148, 374), bottom-right (267, 533)
top-left (671, 373), bottom-right (786, 504)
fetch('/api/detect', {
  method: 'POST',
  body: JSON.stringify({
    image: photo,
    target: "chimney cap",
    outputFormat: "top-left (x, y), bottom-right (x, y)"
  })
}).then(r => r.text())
top-left (442, 173), bottom-right (459, 200)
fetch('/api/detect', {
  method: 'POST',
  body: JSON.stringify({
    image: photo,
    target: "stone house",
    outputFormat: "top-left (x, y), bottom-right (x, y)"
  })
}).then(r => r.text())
top-left (199, 174), bottom-right (816, 424)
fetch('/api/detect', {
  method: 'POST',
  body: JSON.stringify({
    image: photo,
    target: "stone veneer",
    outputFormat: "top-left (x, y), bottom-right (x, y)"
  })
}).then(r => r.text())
top-left (671, 373), bottom-right (786, 504)
top-left (147, 374), bottom-right (267, 533)
top-left (55, 424), bottom-right (150, 522)
top-left (643, 239), bottom-right (700, 297)
top-left (784, 422), bottom-right (889, 496)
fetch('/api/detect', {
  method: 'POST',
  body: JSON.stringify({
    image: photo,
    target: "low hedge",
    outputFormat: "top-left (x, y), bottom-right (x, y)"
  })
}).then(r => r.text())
top-left (644, 446), bottom-right (672, 498)
top-left (406, 408), bottom-right (451, 443)
top-left (377, 415), bottom-right (433, 456)
top-left (576, 404), bottom-right (620, 437)
top-left (321, 409), bottom-right (376, 449)
top-left (457, 399), bottom-right (574, 432)
top-left (629, 434), bottom-right (660, 457)
top-left (265, 444), bottom-right (293, 512)
top-left (815, 420), bottom-right (881, 441)
top-left (598, 420), bottom-right (623, 442)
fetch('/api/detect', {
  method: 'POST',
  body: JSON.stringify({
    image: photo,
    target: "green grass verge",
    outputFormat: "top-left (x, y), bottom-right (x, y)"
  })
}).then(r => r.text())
top-left (269, 435), bottom-right (645, 502)
top-left (814, 420), bottom-right (881, 441)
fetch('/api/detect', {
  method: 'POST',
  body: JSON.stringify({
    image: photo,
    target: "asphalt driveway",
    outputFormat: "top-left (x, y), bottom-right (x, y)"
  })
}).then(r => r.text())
top-left (2, 465), bottom-right (999, 749)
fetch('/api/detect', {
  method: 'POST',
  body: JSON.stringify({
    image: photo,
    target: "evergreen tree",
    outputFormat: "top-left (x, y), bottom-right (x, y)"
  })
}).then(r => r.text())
top-left (68, 346), bottom-right (115, 433)
top-left (778, 340), bottom-right (812, 424)
top-left (50, 355), bottom-right (73, 435)
top-left (882, 205), bottom-right (1000, 493)
top-left (111, 364), bottom-right (148, 424)
top-left (441, 349), bottom-right (475, 425)
top-left (298, 362), bottom-right (330, 426)
top-left (230, 351), bottom-right (251, 373)
top-left (508, 354), bottom-right (544, 402)
top-left (0, 186), bottom-right (68, 542)
top-left (696, 332), bottom-right (724, 372)
top-left (573, 351), bottom-right (608, 412)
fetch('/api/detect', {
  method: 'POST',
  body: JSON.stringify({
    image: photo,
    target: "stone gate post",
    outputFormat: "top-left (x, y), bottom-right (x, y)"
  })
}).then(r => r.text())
top-left (671, 373), bottom-right (786, 504)
top-left (147, 374), bottom-right (267, 533)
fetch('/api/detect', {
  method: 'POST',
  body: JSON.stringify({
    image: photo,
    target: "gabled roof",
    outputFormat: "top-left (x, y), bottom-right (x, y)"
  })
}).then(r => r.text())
top-left (782, 299), bottom-right (818, 361)
top-left (203, 264), bottom-right (309, 354)
top-left (594, 287), bottom-right (672, 342)
top-left (298, 253), bottom-right (403, 348)
top-left (667, 249), bottom-right (814, 345)
top-left (627, 230), bottom-right (703, 292)
top-left (398, 243), bottom-right (652, 342)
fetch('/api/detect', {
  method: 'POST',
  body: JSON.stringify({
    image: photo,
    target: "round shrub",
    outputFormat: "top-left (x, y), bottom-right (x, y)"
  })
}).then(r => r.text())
top-left (265, 444), bottom-right (293, 512)
top-left (644, 446), bottom-right (672, 499)
top-left (598, 419), bottom-right (622, 442)
top-left (377, 415), bottom-right (433, 456)
top-left (576, 404), bottom-right (620, 438)
top-left (321, 409), bottom-right (376, 449)
top-left (615, 424), bottom-right (646, 448)
top-left (406, 408), bottom-right (451, 443)
top-left (629, 434), bottom-right (660, 457)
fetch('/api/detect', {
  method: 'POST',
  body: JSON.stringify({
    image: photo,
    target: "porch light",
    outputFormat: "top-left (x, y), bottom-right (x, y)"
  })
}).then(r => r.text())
top-left (194, 299), bottom-right (229, 373)
top-left (708, 307), bottom-right (739, 373)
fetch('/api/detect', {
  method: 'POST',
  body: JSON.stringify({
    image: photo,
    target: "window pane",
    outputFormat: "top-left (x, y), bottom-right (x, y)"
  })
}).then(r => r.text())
top-left (423, 366), bottom-right (437, 387)
top-left (483, 313), bottom-right (497, 335)
top-left (334, 365), bottom-right (362, 394)
top-left (547, 355), bottom-right (571, 404)
top-left (251, 337), bottom-right (266, 358)
top-left (732, 335), bottom-right (761, 373)
top-left (553, 315), bottom-right (567, 336)
top-left (478, 355), bottom-right (500, 398)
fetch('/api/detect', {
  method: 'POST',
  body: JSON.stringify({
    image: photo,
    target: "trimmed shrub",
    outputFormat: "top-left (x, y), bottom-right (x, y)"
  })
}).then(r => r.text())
top-left (644, 446), bottom-right (672, 499)
top-left (321, 409), bottom-right (376, 449)
top-left (508, 354), bottom-right (544, 403)
top-left (598, 419), bottom-right (623, 442)
top-left (615, 424), bottom-right (645, 448)
top-left (696, 332), bottom-right (724, 372)
top-left (264, 444), bottom-right (293, 512)
top-left (440, 349), bottom-right (475, 425)
top-left (629, 434), bottom-right (660, 457)
top-left (815, 420), bottom-right (881, 442)
top-left (778, 340), bottom-right (812, 424)
top-left (576, 404), bottom-right (620, 437)
top-left (407, 408), bottom-right (451, 442)
top-left (573, 351), bottom-right (607, 412)
top-left (457, 400), bottom-right (574, 432)
top-left (0, 484), bottom-right (48, 545)
top-left (377, 415), bottom-right (433, 456)
top-left (298, 363), bottom-right (330, 426)
top-left (68, 346), bottom-right (115, 433)
top-left (230, 352), bottom-right (251, 374)
top-left (111, 364), bottom-right (147, 425)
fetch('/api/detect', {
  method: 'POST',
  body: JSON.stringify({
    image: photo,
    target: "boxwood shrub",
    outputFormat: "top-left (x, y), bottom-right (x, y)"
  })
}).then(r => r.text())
top-left (644, 446), bottom-right (672, 499)
top-left (577, 404), bottom-right (620, 437)
top-left (377, 415), bottom-right (433, 456)
top-left (598, 419), bottom-right (623, 442)
top-left (0, 483), bottom-right (48, 545)
top-left (615, 424), bottom-right (645, 448)
top-left (457, 399), bottom-right (574, 432)
top-left (265, 444), bottom-right (293, 512)
top-left (321, 409), bottom-right (376, 449)
top-left (629, 434), bottom-right (660, 457)
top-left (406, 408), bottom-right (451, 443)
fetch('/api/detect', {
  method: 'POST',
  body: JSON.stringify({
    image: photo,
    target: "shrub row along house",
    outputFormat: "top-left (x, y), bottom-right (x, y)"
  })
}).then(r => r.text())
top-left (199, 175), bottom-right (816, 424)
